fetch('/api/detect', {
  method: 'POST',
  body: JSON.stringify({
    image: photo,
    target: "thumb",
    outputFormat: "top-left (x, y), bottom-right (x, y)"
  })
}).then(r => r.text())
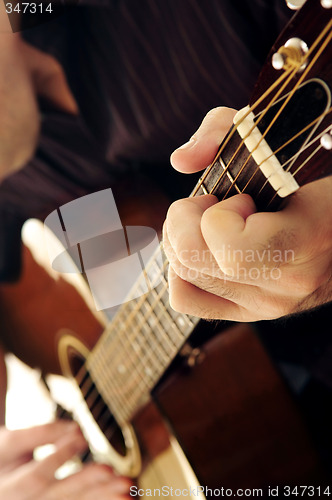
top-left (170, 106), bottom-right (236, 174)
top-left (22, 42), bottom-right (78, 115)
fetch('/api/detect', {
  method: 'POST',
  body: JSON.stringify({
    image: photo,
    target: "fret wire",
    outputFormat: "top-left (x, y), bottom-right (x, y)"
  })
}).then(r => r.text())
top-left (103, 305), bottom-right (165, 383)
top-left (108, 282), bottom-right (171, 373)
top-left (86, 354), bottom-right (128, 423)
top-left (89, 246), bottom-right (200, 419)
top-left (93, 344), bottom-right (147, 408)
top-left (148, 285), bottom-right (190, 345)
top-left (210, 67), bottom-right (300, 198)
top-left (84, 23), bottom-right (332, 425)
top-left (94, 257), bottom-right (169, 366)
top-left (88, 343), bottom-right (138, 418)
top-left (140, 292), bottom-right (177, 357)
top-left (191, 67), bottom-right (295, 198)
top-left (103, 288), bottom-right (176, 401)
top-left (133, 310), bottom-right (168, 371)
top-left (90, 321), bottom-right (158, 419)
top-left (91, 244), bottom-right (165, 358)
top-left (89, 334), bottom-right (151, 420)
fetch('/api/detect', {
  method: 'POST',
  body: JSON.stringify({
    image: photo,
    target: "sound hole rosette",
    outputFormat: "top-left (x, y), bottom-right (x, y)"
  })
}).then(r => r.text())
top-left (57, 331), bottom-right (142, 477)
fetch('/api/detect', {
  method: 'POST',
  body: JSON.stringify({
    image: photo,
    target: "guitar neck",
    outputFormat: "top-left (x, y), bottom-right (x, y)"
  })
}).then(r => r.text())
top-left (84, 0), bottom-right (332, 423)
top-left (192, 125), bottom-right (284, 211)
top-left (85, 246), bottom-right (199, 424)
top-left (83, 125), bottom-right (281, 424)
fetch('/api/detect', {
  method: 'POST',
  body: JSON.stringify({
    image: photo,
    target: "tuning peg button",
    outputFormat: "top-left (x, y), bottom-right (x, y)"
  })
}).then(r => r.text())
top-left (320, 133), bottom-right (332, 150)
top-left (285, 0), bottom-right (306, 10)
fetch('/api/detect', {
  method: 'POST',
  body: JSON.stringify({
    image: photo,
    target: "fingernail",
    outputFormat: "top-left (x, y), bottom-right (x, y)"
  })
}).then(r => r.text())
top-left (176, 137), bottom-right (196, 150)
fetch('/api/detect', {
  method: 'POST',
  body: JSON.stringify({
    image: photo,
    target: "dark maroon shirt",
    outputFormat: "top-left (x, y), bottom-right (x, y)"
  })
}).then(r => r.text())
top-left (0, 0), bottom-right (291, 281)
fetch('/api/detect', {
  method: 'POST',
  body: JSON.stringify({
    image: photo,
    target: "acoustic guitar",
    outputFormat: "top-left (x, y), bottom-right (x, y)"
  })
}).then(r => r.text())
top-left (8, 0), bottom-right (331, 495)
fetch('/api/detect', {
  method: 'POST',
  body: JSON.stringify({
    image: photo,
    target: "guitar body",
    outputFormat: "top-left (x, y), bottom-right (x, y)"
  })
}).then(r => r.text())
top-left (60, 321), bottom-right (323, 495)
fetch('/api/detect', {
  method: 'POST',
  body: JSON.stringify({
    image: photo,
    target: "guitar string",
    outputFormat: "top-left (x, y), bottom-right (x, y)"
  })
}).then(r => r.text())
top-left (83, 108), bottom-right (332, 418)
top-left (97, 274), bottom-right (182, 380)
top-left (83, 256), bottom-right (163, 405)
top-left (83, 122), bottom-right (332, 422)
top-left (80, 132), bottom-right (330, 422)
top-left (239, 108), bottom-right (332, 197)
top-left (104, 68), bottom-right (303, 361)
top-left (113, 22), bottom-right (332, 359)
top-left (86, 257), bottom-right (177, 418)
top-left (257, 119), bottom-right (332, 201)
top-left (81, 22), bottom-right (332, 420)
top-left (206, 64), bottom-right (302, 197)
top-left (87, 22), bottom-right (332, 381)
top-left (267, 143), bottom-right (327, 207)
top-left (212, 22), bottom-right (332, 200)
top-left (88, 256), bottom-right (196, 421)
top-left (191, 66), bottom-right (296, 197)
top-left (195, 19), bottom-right (332, 200)
top-left (253, 26), bottom-right (332, 205)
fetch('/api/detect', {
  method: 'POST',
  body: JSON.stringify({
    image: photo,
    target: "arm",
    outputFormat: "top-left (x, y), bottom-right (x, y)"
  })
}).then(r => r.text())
top-left (163, 107), bottom-right (332, 321)
top-left (0, 5), bottom-right (77, 181)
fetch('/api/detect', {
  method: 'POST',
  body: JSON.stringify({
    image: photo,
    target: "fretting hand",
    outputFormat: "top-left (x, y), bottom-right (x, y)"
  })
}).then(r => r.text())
top-left (163, 107), bottom-right (332, 321)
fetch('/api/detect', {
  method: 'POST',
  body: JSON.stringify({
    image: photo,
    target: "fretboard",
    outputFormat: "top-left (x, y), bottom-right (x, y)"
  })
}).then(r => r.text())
top-left (86, 246), bottom-right (199, 424)
top-left (85, 125), bottom-right (287, 424)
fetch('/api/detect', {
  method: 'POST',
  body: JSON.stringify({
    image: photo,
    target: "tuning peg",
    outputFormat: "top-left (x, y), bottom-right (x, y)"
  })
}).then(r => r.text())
top-left (285, 0), bottom-right (306, 9)
top-left (272, 37), bottom-right (308, 71)
top-left (320, 132), bottom-right (332, 150)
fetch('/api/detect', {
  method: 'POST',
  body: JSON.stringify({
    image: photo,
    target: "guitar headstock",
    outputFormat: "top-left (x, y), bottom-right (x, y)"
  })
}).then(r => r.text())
top-left (249, 0), bottom-right (331, 188)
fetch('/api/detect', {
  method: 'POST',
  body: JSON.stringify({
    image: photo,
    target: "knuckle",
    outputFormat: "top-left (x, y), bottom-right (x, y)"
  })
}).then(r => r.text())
top-left (204, 106), bottom-right (227, 122)
top-left (167, 198), bottom-right (189, 221)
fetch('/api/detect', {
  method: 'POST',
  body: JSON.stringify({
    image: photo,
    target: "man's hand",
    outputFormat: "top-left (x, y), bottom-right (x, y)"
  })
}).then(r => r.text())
top-left (0, 16), bottom-right (77, 181)
top-left (163, 107), bottom-right (332, 322)
top-left (0, 421), bottom-right (132, 499)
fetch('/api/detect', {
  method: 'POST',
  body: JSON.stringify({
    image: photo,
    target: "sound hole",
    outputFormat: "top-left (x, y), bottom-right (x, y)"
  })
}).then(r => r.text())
top-left (72, 357), bottom-right (126, 457)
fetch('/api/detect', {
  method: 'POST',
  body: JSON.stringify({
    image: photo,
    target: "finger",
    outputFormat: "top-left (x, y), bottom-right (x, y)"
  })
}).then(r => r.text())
top-left (0, 429), bottom-right (87, 499)
top-left (164, 195), bottom-right (224, 276)
top-left (168, 266), bottom-right (260, 321)
top-left (0, 421), bottom-right (80, 465)
top-left (30, 427), bottom-right (87, 482)
top-left (22, 42), bottom-right (78, 114)
top-left (200, 193), bottom-right (300, 276)
top-left (170, 107), bottom-right (236, 173)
